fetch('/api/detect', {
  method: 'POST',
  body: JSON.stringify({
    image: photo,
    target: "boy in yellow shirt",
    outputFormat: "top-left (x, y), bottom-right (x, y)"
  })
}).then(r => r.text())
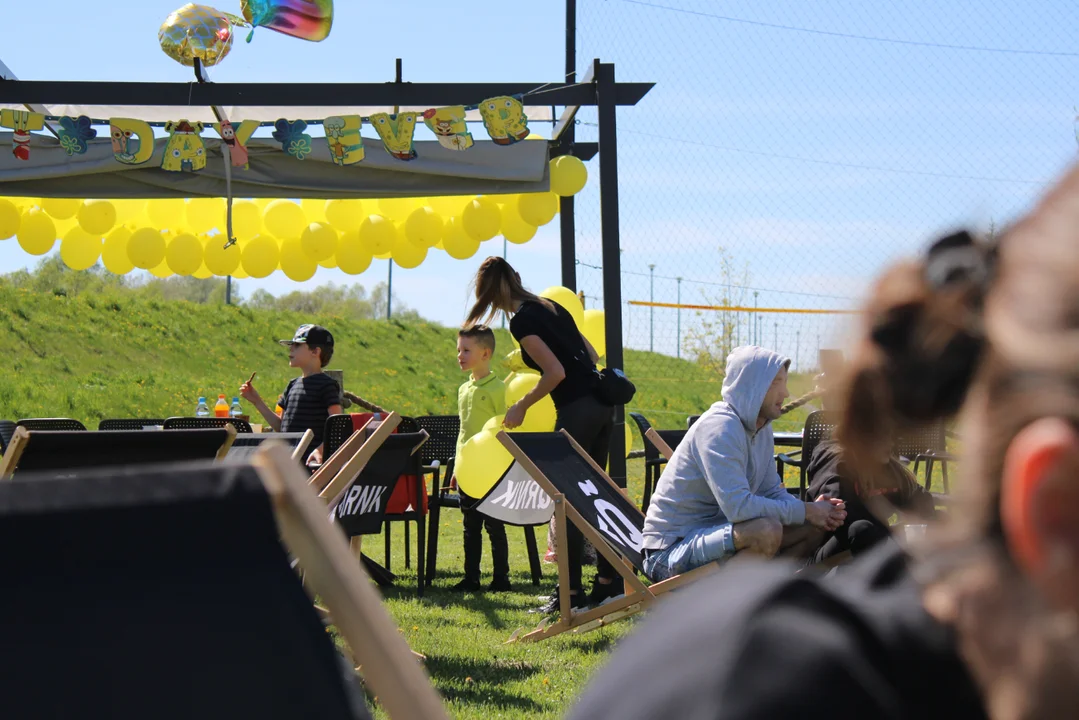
top-left (452, 325), bottom-right (510, 592)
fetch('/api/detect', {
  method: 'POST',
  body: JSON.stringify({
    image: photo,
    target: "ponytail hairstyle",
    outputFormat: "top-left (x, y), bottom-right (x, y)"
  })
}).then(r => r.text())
top-left (838, 230), bottom-right (995, 480)
top-left (464, 256), bottom-right (553, 328)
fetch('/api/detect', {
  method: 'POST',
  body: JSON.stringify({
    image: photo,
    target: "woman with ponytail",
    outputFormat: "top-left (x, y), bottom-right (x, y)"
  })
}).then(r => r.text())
top-left (465, 257), bottom-right (621, 614)
top-left (568, 166), bottom-right (1079, 720)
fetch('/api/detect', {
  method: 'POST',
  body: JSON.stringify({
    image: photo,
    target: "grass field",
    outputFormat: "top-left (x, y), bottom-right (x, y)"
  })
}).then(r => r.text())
top-left (0, 287), bottom-right (824, 718)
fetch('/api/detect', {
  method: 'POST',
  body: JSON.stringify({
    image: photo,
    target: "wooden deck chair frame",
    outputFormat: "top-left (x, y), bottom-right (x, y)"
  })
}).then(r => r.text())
top-left (644, 428), bottom-right (676, 461)
top-left (290, 429), bottom-right (315, 464)
top-left (496, 429), bottom-right (719, 644)
top-left (251, 443), bottom-right (449, 720)
top-left (0, 425), bottom-right (237, 479)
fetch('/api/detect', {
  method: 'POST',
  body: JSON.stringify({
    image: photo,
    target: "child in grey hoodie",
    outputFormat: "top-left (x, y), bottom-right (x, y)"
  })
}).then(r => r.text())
top-left (641, 346), bottom-right (846, 581)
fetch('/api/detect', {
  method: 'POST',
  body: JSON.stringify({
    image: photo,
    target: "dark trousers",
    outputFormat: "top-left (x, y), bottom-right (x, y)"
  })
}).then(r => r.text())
top-left (459, 491), bottom-right (509, 583)
top-left (813, 517), bottom-right (895, 563)
top-left (555, 394), bottom-right (616, 594)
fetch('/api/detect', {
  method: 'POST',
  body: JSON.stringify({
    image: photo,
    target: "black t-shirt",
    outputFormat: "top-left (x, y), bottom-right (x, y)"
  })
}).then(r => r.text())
top-left (568, 542), bottom-right (988, 720)
top-left (278, 373), bottom-right (341, 455)
top-left (509, 300), bottom-right (596, 408)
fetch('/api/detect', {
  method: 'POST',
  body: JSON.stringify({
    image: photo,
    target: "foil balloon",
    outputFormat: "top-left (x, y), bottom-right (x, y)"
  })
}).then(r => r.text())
top-left (241, 0), bottom-right (333, 43)
top-left (159, 4), bottom-right (249, 68)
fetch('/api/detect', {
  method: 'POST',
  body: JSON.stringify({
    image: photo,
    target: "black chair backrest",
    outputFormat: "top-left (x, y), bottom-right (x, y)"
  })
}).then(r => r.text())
top-left (799, 411), bottom-right (841, 474)
top-left (894, 422), bottom-right (947, 460)
top-left (0, 462), bottom-right (368, 719)
top-left (331, 432), bottom-right (425, 538)
top-left (0, 420), bottom-right (15, 455)
top-left (324, 414), bottom-right (360, 459)
top-left (163, 417), bottom-right (253, 434)
top-left (655, 429), bottom-right (688, 454)
top-left (98, 419), bottom-right (167, 431)
top-left (8, 429), bottom-right (231, 476)
top-left (628, 413), bottom-right (658, 462)
top-left (413, 415), bottom-right (460, 467)
top-left (17, 418), bottom-right (87, 432)
top-left (508, 432), bottom-right (646, 572)
top-left (687, 415), bottom-right (701, 429)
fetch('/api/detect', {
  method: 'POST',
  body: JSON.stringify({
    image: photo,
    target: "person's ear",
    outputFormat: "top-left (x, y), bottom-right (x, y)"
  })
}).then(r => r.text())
top-left (1002, 417), bottom-right (1079, 607)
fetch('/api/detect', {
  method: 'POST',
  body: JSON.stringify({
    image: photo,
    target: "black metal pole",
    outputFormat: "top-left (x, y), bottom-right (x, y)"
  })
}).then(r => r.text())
top-left (597, 60), bottom-right (626, 489)
top-left (559, 0), bottom-right (577, 292)
top-left (225, 276), bottom-right (232, 305)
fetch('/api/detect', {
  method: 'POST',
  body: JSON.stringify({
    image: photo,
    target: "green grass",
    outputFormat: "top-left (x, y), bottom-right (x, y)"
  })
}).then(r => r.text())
top-left (0, 286), bottom-right (825, 718)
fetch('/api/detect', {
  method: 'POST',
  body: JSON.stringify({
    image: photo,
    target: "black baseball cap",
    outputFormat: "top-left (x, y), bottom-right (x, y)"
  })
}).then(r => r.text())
top-left (278, 324), bottom-right (334, 347)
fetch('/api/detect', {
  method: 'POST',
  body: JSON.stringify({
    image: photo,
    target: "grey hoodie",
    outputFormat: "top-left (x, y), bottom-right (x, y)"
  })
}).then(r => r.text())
top-left (642, 346), bottom-right (805, 550)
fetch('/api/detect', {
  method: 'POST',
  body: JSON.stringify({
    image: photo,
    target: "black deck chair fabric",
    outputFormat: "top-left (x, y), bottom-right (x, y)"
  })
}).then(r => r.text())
top-left (0, 462), bottom-right (370, 719)
top-left (331, 432), bottom-right (426, 539)
top-left (508, 432), bottom-right (647, 572)
top-left (8, 429), bottom-right (231, 476)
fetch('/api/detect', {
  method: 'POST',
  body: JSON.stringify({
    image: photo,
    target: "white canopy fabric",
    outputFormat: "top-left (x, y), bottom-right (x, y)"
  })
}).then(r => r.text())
top-left (0, 132), bottom-right (551, 199)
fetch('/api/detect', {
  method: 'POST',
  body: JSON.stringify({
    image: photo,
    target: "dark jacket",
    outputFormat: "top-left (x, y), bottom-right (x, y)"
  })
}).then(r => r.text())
top-left (807, 440), bottom-right (937, 522)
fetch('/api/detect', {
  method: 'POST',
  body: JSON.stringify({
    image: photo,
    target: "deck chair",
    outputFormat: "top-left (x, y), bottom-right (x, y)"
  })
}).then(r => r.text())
top-left (0, 444), bottom-right (448, 720)
top-left (98, 418), bottom-right (167, 431)
top-left (228, 429), bottom-right (314, 464)
top-left (164, 416), bottom-right (254, 433)
top-left (17, 417), bottom-right (87, 431)
top-left (0, 427), bottom-right (237, 479)
top-left (496, 430), bottom-right (721, 644)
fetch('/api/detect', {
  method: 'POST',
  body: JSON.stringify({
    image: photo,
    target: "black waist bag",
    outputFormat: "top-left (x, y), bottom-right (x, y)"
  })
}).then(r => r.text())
top-left (593, 367), bottom-right (636, 406)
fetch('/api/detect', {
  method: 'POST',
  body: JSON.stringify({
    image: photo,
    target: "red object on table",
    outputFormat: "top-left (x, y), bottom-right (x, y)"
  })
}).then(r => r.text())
top-left (349, 413), bottom-right (428, 515)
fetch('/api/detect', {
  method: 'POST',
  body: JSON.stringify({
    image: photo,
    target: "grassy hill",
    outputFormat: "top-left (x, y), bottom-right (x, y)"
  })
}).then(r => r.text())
top-left (0, 285), bottom-right (813, 433)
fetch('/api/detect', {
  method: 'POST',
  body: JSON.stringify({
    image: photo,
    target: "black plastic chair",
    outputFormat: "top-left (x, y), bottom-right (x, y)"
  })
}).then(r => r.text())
top-left (324, 414), bottom-right (360, 458)
top-left (775, 411), bottom-right (841, 499)
top-left (98, 419), bottom-right (167, 431)
top-left (629, 412), bottom-right (688, 514)
top-left (895, 422), bottom-right (955, 493)
top-left (163, 417), bottom-right (253, 434)
top-left (687, 414), bottom-right (701, 429)
top-left (0, 420), bottom-right (16, 456)
top-left (17, 418), bottom-right (87, 432)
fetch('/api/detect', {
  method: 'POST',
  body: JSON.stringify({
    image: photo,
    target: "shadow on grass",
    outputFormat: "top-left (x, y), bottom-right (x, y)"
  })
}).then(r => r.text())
top-left (424, 655), bottom-right (547, 712)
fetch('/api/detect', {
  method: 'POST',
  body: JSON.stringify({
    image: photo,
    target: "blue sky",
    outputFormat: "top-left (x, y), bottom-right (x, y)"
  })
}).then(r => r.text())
top-left (3, 0), bottom-right (1078, 364)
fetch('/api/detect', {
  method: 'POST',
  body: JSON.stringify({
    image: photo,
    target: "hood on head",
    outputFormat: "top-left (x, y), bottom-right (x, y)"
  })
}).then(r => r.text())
top-left (721, 346), bottom-right (791, 431)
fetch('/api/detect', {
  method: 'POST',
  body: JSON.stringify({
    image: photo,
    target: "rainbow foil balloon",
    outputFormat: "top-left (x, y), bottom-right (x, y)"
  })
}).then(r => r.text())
top-left (241, 0), bottom-right (333, 42)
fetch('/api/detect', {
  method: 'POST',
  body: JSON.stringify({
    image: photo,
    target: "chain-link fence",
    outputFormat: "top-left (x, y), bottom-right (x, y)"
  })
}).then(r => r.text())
top-left (571, 0), bottom-right (1078, 419)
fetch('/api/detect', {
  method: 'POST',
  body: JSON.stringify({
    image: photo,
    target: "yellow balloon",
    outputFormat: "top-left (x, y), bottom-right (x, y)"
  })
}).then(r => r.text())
top-left (540, 285), bottom-right (585, 329)
top-left (501, 206), bottom-right (537, 245)
top-left (583, 309), bottom-right (606, 358)
top-left (280, 237), bottom-right (317, 282)
top-left (319, 254), bottom-right (338, 269)
top-left (231, 265), bottom-right (249, 279)
top-left (518, 192), bottom-right (559, 227)
top-left (76, 199), bottom-right (116, 236)
top-left (185, 197), bottom-right (223, 234)
top-left (112, 199), bottom-right (142, 224)
top-left (60, 226), bottom-right (102, 271)
top-left (127, 227), bottom-right (167, 270)
top-left (391, 234), bottom-right (427, 269)
top-left (324, 199), bottom-right (364, 233)
top-left (41, 198), bottom-right (80, 221)
top-left (428, 195), bottom-right (469, 217)
top-left (145, 198), bottom-right (186, 231)
top-left (0, 198), bottom-right (20, 239)
top-left (377, 197), bottom-right (416, 221)
top-left (193, 263), bottom-right (213, 279)
top-left (441, 217), bottom-right (480, 260)
top-left (264, 200), bottom-right (306, 239)
top-left (336, 231), bottom-right (373, 275)
top-left (357, 215), bottom-right (397, 255)
top-left (505, 373), bottom-right (557, 432)
top-left (462, 197), bottom-right (502, 242)
top-left (166, 232), bottom-right (204, 276)
top-left (241, 235), bottom-right (280, 278)
top-left (455, 429), bottom-right (513, 497)
top-left (149, 259), bottom-right (172, 279)
top-left (232, 200), bottom-right (262, 240)
top-left (17, 209), bottom-right (57, 255)
top-left (301, 198), bottom-right (326, 223)
top-left (300, 222), bottom-right (339, 262)
top-left (403, 206), bottom-right (443, 248)
top-left (102, 226), bottom-right (135, 275)
top-left (550, 155), bottom-right (589, 197)
top-left (203, 235), bottom-right (241, 276)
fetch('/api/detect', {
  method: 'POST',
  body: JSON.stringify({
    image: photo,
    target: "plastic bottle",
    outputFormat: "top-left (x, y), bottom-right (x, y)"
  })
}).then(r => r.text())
top-left (229, 397), bottom-right (243, 418)
top-left (195, 397), bottom-right (210, 418)
top-left (214, 394), bottom-right (229, 418)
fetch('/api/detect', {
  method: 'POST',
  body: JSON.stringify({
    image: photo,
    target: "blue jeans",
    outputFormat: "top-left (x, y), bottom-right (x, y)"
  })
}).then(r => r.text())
top-left (642, 523), bottom-right (737, 582)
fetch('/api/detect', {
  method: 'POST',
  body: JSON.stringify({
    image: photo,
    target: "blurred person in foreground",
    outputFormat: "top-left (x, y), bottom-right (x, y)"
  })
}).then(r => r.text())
top-left (568, 165), bottom-right (1079, 720)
